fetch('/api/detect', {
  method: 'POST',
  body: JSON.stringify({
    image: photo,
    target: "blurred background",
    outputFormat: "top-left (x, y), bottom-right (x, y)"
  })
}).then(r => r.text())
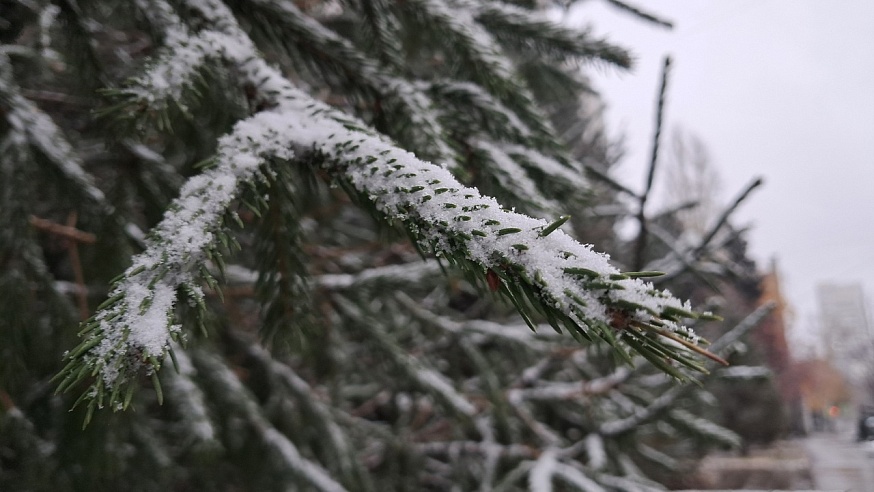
top-left (566, 2), bottom-right (874, 488)
top-left (3, 0), bottom-right (873, 489)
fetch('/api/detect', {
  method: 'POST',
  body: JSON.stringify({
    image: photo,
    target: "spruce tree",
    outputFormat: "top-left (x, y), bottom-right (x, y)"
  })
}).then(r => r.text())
top-left (1, 1), bottom-right (769, 490)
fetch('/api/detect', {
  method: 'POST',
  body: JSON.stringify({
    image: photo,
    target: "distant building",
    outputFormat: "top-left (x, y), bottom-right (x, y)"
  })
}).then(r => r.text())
top-left (816, 283), bottom-right (873, 400)
top-left (758, 259), bottom-right (807, 434)
top-left (757, 259), bottom-right (792, 380)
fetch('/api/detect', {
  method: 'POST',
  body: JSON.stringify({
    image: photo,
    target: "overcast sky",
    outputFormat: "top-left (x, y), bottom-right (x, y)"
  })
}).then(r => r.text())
top-left (565, 0), bottom-right (874, 349)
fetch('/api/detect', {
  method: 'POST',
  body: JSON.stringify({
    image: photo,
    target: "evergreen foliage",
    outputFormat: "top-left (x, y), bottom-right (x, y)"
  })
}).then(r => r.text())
top-left (2, 1), bottom-right (769, 490)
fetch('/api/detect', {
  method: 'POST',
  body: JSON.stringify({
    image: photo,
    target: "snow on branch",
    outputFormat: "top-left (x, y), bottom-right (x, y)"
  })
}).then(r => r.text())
top-left (395, 291), bottom-right (558, 349)
top-left (408, 0), bottom-right (515, 84)
top-left (423, 80), bottom-right (534, 141)
top-left (405, 0), bottom-right (557, 141)
top-left (242, 341), bottom-right (363, 481)
top-left (0, 407), bottom-right (55, 460)
top-left (222, 260), bottom-right (446, 293)
top-left (233, 0), bottom-right (456, 166)
top-left (508, 367), bottom-right (630, 403)
top-left (335, 297), bottom-right (478, 418)
top-left (529, 448), bottom-right (558, 492)
top-left (717, 365), bottom-right (771, 380)
top-left (472, 0), bottom-right (632, 68)
top-left (57, 107), bottom-right (297, 412)
top-left (0, 54), bottom-right (108, 210)
top-left (599, 304), bottom-right (775, 437)
top-left (193, 351), bottom-right (349, 492)
top-left (295, 98), bottom-right (712, 370)
top-left (161, 345), bottom-right (216, 443)
top-left (598, 385), bottom-right (681, 437)
top-left (316, 260), bottom-right (445, 291)
top-left (667, 408), bottom-right (741, 448)
top-left (416, 440), bottom-right (537, 460)
top-left (502, 142), bottom-right (590, 191)
top-left (471, 139), bottom-right (560, 215)
top-left (58, 0), bottom-right (716, 415)
top-left (552, 462), bottom-right (606, 492)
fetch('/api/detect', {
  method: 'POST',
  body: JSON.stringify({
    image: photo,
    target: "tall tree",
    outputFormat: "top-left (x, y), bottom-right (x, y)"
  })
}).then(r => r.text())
top-left (2, 1), bottom-right (766, 490)
top-left (661, 125), bottom-right (723, 236)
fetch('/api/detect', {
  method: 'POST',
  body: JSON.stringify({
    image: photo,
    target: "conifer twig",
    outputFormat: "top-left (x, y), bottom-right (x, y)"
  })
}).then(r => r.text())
top-left (65, 212), bottom-right (90, 320)
top-left (633, 56), bottom-right (671, 271)
top-left (603, 0), bottom-right (674, 29)
top-left (28, 215), bottom-right (97, 244)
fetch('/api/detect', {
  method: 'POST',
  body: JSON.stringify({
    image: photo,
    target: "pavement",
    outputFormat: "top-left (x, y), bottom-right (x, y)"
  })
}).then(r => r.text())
top-left (682, 421), bottom-right (874, 491)
top-left (803, 429), bottom-right (874, 492)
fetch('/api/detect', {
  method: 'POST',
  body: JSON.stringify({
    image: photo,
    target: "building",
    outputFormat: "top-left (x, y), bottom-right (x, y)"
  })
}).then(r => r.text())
top-left (816, 283), bottom-right (873, 401)
top-left (757, 259), bottom-right (793, 380)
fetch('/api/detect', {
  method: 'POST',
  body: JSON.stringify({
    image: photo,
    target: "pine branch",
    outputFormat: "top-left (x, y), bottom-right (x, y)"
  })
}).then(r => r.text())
top-left (357, 0), bottom-right (405, 69)
top-left (192, 350), bottom-right (350, 492)
top-left (667, 408), bottom-right (741, 448)
top-left (593, 468), bottom-right (662, 491)
top-left (471, 139), bottom-right (561, 215)
top-left (395, 292), bottom-right (559, 350)
top-left (691, 177), bottom-right (764, 260)
top-left (502, 142), bottom-right (590, 195)
top-left (528, 448), bottom-right (558, 491)
top-left (0, 54), bottom-right (109, 210)
top-left (160, 345), bottom-right (217, 444)
top-left (551, 461), bottom-right (605, 491)
top-left (100, 9), bottom-right (220, 131)
top-left (4, 0), bottom-right (777, 487)
top-left (583, 165), bottom-right (640, 200)
top-left (56, 109), bottom-right (296, 414)
top-left (508, 367), bottom-right (630, 403)
top-left (599, 303), bottom-right (775, 437)
top-left (402, 0), bottom-right (559, 146)
top-left (228, 0), bottom-right (456, 165)
top-left (423, 80), bottom-right (534, 142)
top-left (255, 164), bottom-right (313, 344)
top-left (318, 260), bottom-right (444, 291)
top-left (636, 444), bottom-right (678, 471)
top-left (59, 0), bottom-right (713, 418)
top-left (406, 0), bottom-right (516, 90)
top-left (644, 178), bottom-right (764, 283)
top-left (241, 340), bottom-right (373, 489)
top-left (474, 0), bottom-right (633, 68)
top-left (632, 56), bottom-right (670, 271)
top-left (335, 296), bottom-right (478, 418)
top-left (603, 0), bottom-right (674, 29)
top-left (54, 0), bottom-right (108, 88)
top-left (416, 441), bottom-right (537, 460)
top-left (508, 395), bottom-right (564, 446)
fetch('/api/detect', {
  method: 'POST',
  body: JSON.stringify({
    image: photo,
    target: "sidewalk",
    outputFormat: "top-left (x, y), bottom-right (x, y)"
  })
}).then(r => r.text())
top-left (803, 430), bottom-right (874, 492)
top-left (680, 427), bottom-right (874, 490)
top-left (690, 440), bottom-right (814, 489)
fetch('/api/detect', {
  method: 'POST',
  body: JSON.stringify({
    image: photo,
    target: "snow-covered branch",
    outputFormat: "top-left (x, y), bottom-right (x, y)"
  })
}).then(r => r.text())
top-left (472, 0), bottom-right (632, 67)
top-left (0, 54), bottom-right (108, 209)
top-left (193, 350), bottom-right (349, 492)
top-left (59, 0), bottom-right (712, 414)
top-left (508, 367), bottom-right (630, 402)
top-left (335, 297), bottom-right (478, 417)
top-left (161, 345), bottom-right (216, 443)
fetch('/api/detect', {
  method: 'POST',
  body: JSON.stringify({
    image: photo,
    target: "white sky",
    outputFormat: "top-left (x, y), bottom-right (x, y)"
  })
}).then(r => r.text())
top-left (566, 0), bottom-right (874, 348)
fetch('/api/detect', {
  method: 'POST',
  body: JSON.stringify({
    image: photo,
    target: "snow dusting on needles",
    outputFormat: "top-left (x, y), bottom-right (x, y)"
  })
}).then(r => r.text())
top-left (89, 107), bottom-right (297, 384)
top-left (76, 0), bottom-right (698, 392)
top-left (0, 55), bottom-right (108, 208)
top-left (276, 96), bottom-right (693, 328)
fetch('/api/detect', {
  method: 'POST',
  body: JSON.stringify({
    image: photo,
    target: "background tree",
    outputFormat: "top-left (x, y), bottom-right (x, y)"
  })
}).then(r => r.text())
top-left (661, 125), bottom-right (723, 236)
top-left (2, 1), bottom-right (769, 490)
